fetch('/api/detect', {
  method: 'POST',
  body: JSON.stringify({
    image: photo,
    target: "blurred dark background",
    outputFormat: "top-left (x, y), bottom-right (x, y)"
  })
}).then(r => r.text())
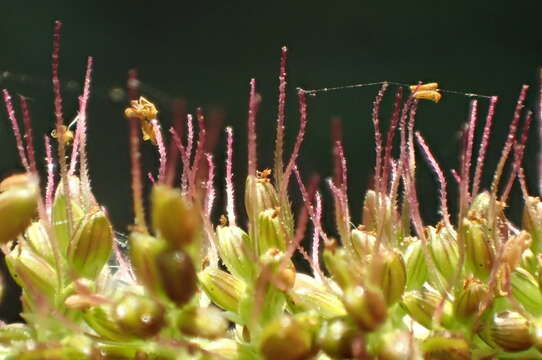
top-left (0, 1), bottom-right (541, 322)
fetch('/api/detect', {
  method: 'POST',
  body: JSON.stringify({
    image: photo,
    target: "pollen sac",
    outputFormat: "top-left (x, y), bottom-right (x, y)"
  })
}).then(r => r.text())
top-left (151, 185), bottom-right (199, 249)
top-left (177, 305), bottom-right (228, 339)
top-left (501, 231), bottom-right (531, 271)
top-left (453, 277), bottom-right (488, 321)
top-left (156, 249), bottom-right (197, 307)
top-left (257, 207), bottom-right (287, 255)
top-left (244, 171), bottom-right (280, 225)
top-left (372, 249), bottom-right (406, 306)
top-left (198, 267), bottom-right (246, 313)
top-left (409, 82), bottom-right (439, 92)
top-left (412, 90), bottom-right (442, 103)
top-left (523, 196), bottom-right (542, 253)
top-left (259, 315), bottom-right (316, 360)
top-left (488, 311), bottom-right (533, 352)
top-left (427, 225), bottom-right (459, 286)
top-left (216, 223), bottom-right (256, 282)
top-left (0, 174), bottom-right (38, 244)
top-left (316, 317), bottom-right (364, 359)
top-left (510, 268), bottom-right (542, 317)
top-left (421, 332), bottom-right (470, 360)
top-left (404, 237), bottom-right (428, 290)
top-left (287, 273), bottom-right (346, 319)
top-left (51, 125), bottom-right (74, 145)
top-left (124, 96), bottom-right (159, 144)
top-left (463, 217), bottom-right (494, 281)
top-left (342, 285), bottom-right (387, 332)
top-left (68, 209), bottom-right (113, 279)
top-left (128, 232), bottom-right (168, 296)
top-left (113, 293), bottom-right (165, 339)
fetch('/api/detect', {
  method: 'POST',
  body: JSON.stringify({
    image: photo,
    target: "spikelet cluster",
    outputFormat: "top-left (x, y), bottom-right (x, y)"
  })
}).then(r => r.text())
top-left (2, 22), bottom-right (542, 360)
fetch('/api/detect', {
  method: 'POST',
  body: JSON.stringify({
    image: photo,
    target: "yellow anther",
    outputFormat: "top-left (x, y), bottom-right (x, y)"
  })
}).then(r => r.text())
top-left (51, 125), bottom-right (74, 145)
top-left (124, 96), bottom-right (159, 144)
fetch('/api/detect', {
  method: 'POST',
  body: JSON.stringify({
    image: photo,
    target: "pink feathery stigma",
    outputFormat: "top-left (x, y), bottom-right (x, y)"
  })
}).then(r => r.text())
top-left (415, 132), bottom-right (451, 227)
top-left (382, 87), bottom-right (403, 190)
top-left (204, 153), bottom-right (216, 218)
top-left (407, 100), bottom-right (419, 176)
top-left (225, 127), bottom-right (236, 225)
top-left (460, 99), bottom-right (478, 208)
top-left (127, 69), bottom-right (139, 101)
top-left (45, 136), bottom-right (55, 218)
top-left (19, 96), bottom-right (36, 173)
top-left (189, 108), bottom-right (206, 196)
top-left (372, 82), bottom-right (389, 193)
top-left (170, 126), bottom-right (190, 193)
top-left (151, 120), bottom-right (167, 182)
top-left (492, 85), bottom-right (529, 193)
top-left (68, 120), bottom-right (81, 176)
top-left (282, 89), bottom-right (308, 194)
top-left (293, 166), bottom-right (315, 218)
top-left (203, 109), bottom-right (224, 155)
top-left (128, 115), bottom-right (146, 230)
top-left (247, 78), bottom-right (260, 177)
top-left (274, 46), bottom-right (288, 183)
top-left (472, 96), bottom-right (498, 197)
top-left (501, 111), bottom-right (533, 202)
top-left (147, 172), bottom-right (156, 185)
top-left (331, 117), bottom-right (343, 185)
top-left (3, 90), bottom-right (29, 171)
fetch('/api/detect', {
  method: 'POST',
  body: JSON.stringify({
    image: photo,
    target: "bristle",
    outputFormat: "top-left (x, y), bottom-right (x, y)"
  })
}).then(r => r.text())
top-left (331, 117), bottom-right (343, 185)
top-left (460, 99), bottom-right (478, 211)
top-left (204, 153), bottom-right (215, 218)
top-left (151, 120), bottom-right (167, 182)
top-left (19, 96), bottom-right (36, 173)
top-left (274, 46), bottom-right (288, 188)
top-left (164, 99), bottom-right (186, 186)
top-left (282, 90), bottom-right (308, 195)
top-left (127, 69), bottom-right (139, 101)
top-left (186, 112), bottom-right (194, 165)
top-left (472, 96), bottom-right (498, 197)
top-left (451, 169), bottom-right (461, 185)
top-left (52, 21), bottom-right (74, 234)
top-left (45, 135), bottom-right (55, 219)
top-left (539, 69), bottom-right (542, 195)
top-left (491, 85), bottom-right (529, 194)
top-left (312, 191), bottom-right (325, 281)
top-left (3, 90), bottom-right (29, 171)
top-left (170, 126), bottom-right (190, 193)
top-left (189, 108), bottom-right (207, 197)
top-left (247, 79), bottom-right (260, 177)
top-left (518, 167), bottom-right (529, 199)
top-left (415, 132), bottom-right (451, 227)
top-left (328, 178), bottom-right (350, 243)
top-left (372, 82), bottom-right (389, 193)
top-left (501, 111), bottom-right (533, 203)
top-left (225, 127), bottom-right (236, 225)
top-left (382, 87), bottom-right (403, 190)
top-left (76, 57), bottom-right (93, 209)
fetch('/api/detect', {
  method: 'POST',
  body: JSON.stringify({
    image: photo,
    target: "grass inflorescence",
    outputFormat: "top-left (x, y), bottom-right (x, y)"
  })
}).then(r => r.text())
top-left (1, 21), bottom-right (542, 360)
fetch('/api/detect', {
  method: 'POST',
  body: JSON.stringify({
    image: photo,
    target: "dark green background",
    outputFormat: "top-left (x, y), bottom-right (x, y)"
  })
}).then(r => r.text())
top-left (0, 1), bottom-right (541, 321)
